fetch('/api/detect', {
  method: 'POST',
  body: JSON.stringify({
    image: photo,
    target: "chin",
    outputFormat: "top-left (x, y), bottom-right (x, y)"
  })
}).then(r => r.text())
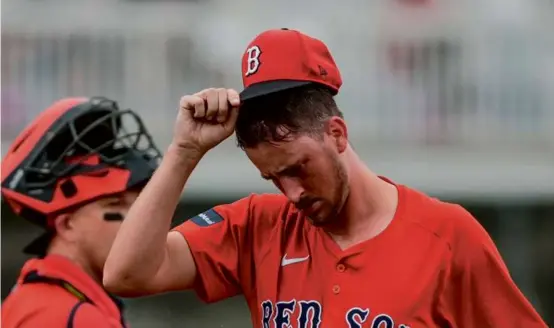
top-left (306, 212), bottom-right (332, 227)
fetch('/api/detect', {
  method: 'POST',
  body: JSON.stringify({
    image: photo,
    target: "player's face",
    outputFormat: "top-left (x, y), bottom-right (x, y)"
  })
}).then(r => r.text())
top-left (68, 190), bottom-right (139, 277)
top-left (245, 135), bottom-right (349, 227)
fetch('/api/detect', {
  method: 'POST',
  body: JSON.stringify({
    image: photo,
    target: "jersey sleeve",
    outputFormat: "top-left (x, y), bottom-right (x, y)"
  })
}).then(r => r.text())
top-left (172, 193), bottom-right (285, 303)
top-left (438, 206), bottom-right (548, 327)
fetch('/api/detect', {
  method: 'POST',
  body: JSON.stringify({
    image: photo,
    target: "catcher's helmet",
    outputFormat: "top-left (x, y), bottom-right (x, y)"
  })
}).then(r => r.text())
top-left (1, 97), bottom-right (161, 255)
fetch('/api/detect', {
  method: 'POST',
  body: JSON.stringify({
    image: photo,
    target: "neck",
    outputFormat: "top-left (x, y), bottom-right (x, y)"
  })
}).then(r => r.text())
top-left (326, 150), bottom-right (399, 248)
top-left (47, 244), bottom-right (102, 284)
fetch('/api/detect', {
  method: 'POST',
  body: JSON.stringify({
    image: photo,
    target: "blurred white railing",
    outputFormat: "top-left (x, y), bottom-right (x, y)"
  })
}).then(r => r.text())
top-left (2, 1), bottom-right (553, 198)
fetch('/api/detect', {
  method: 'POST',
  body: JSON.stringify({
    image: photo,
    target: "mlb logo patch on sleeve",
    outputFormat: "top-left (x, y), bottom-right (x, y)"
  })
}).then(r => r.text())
top-left (190, 208), bottom-right (224, 227)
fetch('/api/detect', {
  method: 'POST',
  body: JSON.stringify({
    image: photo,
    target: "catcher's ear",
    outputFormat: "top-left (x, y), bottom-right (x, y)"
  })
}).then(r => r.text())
top-left (52, 213), bottom-right (76, 241)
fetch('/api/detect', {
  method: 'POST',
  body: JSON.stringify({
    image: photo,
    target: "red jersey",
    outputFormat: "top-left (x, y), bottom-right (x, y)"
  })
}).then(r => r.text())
top-left (174, 179), bottom-right (547, 328)
top-left (2, 255), bottom-right (126, 328)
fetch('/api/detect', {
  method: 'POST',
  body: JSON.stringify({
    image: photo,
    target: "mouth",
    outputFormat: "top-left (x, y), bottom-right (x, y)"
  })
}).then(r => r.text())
top-left (302, 200), bottom-right (321, 216)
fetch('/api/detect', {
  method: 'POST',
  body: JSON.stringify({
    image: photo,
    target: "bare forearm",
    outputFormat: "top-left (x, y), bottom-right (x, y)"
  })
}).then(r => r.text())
top-left (104, 143), bottom-right (204, 287)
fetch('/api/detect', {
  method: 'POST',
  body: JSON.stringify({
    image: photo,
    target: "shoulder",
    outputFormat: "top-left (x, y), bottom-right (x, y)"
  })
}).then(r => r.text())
top-left (214, 193), bottom-right (289, 213)
top-left (210, 192), bottom-right (291, 226)
top-left (243, 192), bottom-right (292, 218)
top-left (400, 185), bottom-right (487, 250)
top-left (4, 281), bottom-right (81, 307)
top-left (2, 283), bottom-right (88, 327)
top-left (402, 186), bottom-right (507, 276)
top-left (175, 193), bottom-right (291, 236)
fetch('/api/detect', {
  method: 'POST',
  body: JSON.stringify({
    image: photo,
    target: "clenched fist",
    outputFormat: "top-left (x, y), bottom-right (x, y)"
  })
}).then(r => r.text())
top-left (172, 88), bottom-right (240, 154)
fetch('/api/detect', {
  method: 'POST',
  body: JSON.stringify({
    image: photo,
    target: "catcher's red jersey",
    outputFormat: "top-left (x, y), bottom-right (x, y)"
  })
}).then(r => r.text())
top-left (173, 178), bottom-right (546, 328)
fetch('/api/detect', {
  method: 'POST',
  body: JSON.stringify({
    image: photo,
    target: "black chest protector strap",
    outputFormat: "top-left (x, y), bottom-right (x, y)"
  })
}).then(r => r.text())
top-left (20, 270), bottom-right (127, 327)
top-left (22, 270), bottom-right (92, 328)
top-left (21, 270), bottom-right (126, 327)
top-left (21, 270), bottom-right (110, 328)
top-left (22, 270), bottom-right (91, 303)
top-left (67, 301), bottom-right (88, 328)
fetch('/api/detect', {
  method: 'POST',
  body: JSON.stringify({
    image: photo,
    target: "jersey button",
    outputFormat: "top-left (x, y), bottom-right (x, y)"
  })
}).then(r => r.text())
top-left (332, 285), bottom-right (341, 294)
top-left (337, 264), bottom-right (346, 272)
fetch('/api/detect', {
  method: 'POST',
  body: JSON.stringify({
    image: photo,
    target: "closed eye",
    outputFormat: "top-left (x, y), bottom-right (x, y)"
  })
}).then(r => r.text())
top-left (261, 159), bottom-right (309, 181)
top-left (280, 165), bottom-right (302, 177)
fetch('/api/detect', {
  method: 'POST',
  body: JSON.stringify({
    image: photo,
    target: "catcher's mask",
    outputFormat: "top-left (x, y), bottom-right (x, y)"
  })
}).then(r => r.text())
top-left (1, 96), bottom-right (161, 255)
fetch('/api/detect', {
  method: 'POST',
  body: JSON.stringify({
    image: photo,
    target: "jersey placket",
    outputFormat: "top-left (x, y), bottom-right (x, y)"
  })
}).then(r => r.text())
top-left (330, 254), bottom-right (360, 325)
top-left (316, 227), bottom-right (369, 326)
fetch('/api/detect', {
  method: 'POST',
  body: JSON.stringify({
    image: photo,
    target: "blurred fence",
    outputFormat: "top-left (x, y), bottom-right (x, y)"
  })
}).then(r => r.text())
top-left (3, 27), bottom-right (554, 149)
top-left (2, 0), bottom-right (553, 199)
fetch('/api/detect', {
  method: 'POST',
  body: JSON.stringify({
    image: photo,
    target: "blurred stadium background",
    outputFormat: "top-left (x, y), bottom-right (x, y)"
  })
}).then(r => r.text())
top-left (1, 0), bottom-right (553, 327)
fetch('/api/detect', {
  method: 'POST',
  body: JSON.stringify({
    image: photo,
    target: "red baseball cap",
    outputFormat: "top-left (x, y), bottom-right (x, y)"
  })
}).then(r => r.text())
top-left (240, 28), bottom-right (343, 101)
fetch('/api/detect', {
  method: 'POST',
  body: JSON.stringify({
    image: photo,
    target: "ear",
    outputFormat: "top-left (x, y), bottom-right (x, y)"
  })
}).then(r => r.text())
top-left (51, 213), bottom-right (76, 241)
top-left (325, 116), bottom-right (348, 154)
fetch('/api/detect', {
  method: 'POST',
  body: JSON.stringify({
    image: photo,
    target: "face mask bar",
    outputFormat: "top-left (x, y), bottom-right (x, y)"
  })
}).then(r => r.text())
top-left (18, 99), bottom-right (162, 191)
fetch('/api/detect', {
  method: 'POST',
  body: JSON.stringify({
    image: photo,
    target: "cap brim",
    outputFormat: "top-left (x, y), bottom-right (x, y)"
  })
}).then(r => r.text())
top-left (23, 231), bottom-right (54, 257)
top-left (240, 80), bottom-right (312, 102)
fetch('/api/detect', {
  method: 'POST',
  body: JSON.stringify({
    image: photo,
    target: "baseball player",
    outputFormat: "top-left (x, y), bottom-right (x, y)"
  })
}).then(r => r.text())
top-left (1, 97), bottom-right (160, 327)
top-left (104, 29), bottom-right (547, 327)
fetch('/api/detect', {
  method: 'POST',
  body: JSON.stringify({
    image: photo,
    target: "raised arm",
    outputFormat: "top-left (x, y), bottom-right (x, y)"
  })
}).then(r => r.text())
top-left (103, 88), bottom-right (240, 296)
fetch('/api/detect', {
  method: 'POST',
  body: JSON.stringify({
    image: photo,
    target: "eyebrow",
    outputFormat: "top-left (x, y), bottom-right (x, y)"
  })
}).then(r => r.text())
top-left (261, 161), bottom-right (303, 180)
top-left (102, 196), bottom-right (123, 205)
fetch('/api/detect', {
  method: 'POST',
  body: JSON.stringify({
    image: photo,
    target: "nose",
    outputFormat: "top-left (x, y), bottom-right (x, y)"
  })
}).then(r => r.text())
top-left (279, 177), bottom-right (305, 204)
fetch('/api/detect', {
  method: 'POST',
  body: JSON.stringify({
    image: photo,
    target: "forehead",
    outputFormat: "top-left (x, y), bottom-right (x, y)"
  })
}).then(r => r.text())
top-left (244, 136), bottom-right (321, 173)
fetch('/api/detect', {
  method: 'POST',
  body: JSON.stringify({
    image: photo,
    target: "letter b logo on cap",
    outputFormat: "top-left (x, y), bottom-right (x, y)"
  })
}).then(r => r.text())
top-left (245, 45), bottom-right (262, 76)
